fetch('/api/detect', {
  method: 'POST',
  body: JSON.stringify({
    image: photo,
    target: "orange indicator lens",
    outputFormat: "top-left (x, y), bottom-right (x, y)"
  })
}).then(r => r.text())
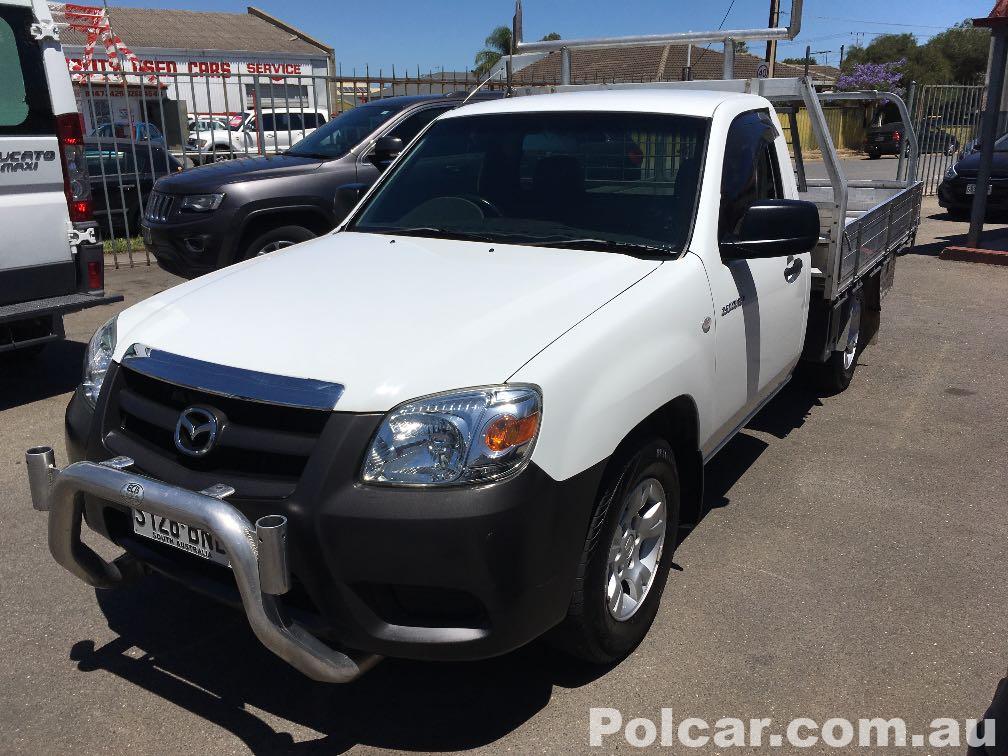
top-left (484, 412), bottom-right (540, 452)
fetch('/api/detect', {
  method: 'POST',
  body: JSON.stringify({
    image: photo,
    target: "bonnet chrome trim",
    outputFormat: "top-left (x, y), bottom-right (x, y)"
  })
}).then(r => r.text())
top-left (120, 344), bottom-right (344, 410)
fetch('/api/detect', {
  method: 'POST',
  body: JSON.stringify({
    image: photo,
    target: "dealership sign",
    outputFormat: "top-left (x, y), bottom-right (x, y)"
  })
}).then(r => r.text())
top-left (66, 56), bottom-right (307, 80)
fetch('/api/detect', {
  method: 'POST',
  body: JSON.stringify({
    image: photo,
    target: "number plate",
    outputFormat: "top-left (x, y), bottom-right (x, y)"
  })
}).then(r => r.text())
top-left (133, 509), bottom-right (230, 567)
top-left (873, 135), bottom-right (885, 142)
top-left (966, 183), bottom-right (991, 195)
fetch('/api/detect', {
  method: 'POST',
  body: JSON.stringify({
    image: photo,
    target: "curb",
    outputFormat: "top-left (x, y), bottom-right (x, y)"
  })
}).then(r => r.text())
top-left (939, 246), bottom-right (1008, 266)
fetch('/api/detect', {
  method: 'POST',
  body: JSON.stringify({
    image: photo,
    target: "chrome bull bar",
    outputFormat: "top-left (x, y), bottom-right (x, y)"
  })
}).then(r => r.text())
top-left (25, 446), bottom-right (381, 683)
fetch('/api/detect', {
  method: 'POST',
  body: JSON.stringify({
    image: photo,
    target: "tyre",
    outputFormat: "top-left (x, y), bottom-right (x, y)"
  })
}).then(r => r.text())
top-left (239, 225), bottom-right (316, 261)
top-left (551, 438), bottom-right (680, 664)
top-left (815, 291), bottom-right (863, 394)
top-left (947, 206), bottom-right (969, 221)
top-left (209, 148), bottom-right (231, 163)
top-left (867, 151), bottom-right (880, 160)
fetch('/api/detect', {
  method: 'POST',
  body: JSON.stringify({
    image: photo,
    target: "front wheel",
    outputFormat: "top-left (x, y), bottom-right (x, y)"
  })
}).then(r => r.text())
top-left (239, 225), bottom-right (316, 261)
top-left (550, 438), bottom-right (680, 664)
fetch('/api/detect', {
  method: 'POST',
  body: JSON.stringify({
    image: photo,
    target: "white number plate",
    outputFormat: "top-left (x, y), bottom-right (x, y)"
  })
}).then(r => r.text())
top-left (132, 509), bottom-right (230, 567)
top-left (966, 184), bottom-right (991, 195)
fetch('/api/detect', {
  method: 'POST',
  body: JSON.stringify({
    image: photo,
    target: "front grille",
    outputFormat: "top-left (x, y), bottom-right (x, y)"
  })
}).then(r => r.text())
top-left (103, 365), bottom-right (331, 498)
top-left (144, 191), bottom-right (174, 222)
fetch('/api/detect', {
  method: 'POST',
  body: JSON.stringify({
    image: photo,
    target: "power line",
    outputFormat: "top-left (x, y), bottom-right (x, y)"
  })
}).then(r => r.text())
top-left (694, 0), bottom-right (738, 67)
top-left (810, 15), bottom-right (948, 29)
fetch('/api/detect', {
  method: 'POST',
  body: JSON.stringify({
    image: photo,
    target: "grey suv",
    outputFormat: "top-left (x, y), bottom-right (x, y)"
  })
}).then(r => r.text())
top-left (142, 93), bottom-right (498, 278)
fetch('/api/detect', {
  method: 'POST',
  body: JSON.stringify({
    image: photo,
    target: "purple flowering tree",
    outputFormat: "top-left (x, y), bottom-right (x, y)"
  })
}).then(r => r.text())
top-left (836, 60), bottom-right (905, 92)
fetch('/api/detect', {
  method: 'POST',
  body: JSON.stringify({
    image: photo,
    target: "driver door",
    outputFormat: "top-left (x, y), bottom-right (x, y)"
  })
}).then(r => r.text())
top-left (704, 111), bottom-right (809, 447)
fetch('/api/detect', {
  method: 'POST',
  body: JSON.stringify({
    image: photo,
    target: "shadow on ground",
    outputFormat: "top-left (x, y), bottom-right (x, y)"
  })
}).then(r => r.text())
top-left (909, 207), bottom-right (1008, 257)
top-left (0, 340), bottom-right (85, 410)
top-left (66, 379), bottom-right (823, 753)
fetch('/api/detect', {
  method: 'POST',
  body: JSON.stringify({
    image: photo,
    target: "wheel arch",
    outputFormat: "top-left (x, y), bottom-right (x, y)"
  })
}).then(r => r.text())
top-left (600, 394), bottom-right (705, 531)
top-left (235, 206), bottom-right (334, 260)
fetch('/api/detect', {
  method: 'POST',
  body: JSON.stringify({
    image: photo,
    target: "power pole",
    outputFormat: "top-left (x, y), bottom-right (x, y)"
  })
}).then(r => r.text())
top-left (839, 44), bottom-right (845, 68)
top-left (765, 0), bottom-right (780, 78)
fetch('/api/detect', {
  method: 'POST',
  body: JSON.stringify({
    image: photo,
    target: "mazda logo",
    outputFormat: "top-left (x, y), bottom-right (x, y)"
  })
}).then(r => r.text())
top-left (174, 406), bottom-right (220, 457)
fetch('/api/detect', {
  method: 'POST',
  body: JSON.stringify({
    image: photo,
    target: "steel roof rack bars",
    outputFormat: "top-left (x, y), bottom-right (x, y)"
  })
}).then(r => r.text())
top-left (510, 0), bottom-right (803, 83)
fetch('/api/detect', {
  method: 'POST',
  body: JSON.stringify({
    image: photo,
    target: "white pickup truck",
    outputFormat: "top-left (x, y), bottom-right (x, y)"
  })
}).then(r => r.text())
top-left (27, 77), bottom-right (922, 682)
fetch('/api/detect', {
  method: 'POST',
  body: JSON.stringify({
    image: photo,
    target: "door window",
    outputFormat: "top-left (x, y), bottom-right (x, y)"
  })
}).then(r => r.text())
top-left (387, 106), bottom-right (453, 147)
top-left (0, 7), bottom-right (54, 134)
top-left (719, 111), bottom-right (782, 239)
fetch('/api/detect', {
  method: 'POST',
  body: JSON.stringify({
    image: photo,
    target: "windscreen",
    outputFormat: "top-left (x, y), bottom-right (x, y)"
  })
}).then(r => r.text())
top-left (286, 101), bottom-right (413, 159)
top-left (350, 111), bottom-right (708, 254)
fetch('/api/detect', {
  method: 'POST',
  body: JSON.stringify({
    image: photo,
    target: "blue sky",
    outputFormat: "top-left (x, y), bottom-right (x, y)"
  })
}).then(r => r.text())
top-left (118, 0), bottom-right (993, 71)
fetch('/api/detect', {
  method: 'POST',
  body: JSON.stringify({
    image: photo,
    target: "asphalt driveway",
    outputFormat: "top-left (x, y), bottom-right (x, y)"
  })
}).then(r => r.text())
top-left (1, 199), bottom-right (1006, 753)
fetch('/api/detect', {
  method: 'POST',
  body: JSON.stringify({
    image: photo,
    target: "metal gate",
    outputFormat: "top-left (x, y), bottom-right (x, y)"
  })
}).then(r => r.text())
top-left (72, 68), bottom-right (547, 269)
top-left (912, 84), bottom-right (984, 195)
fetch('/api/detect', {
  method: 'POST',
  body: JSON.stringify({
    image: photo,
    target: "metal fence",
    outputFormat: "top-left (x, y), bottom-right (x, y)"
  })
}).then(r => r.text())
top-left (911, 84), bottom-right (984, 196)
top-left (77, 68), bottom-right (562, 268)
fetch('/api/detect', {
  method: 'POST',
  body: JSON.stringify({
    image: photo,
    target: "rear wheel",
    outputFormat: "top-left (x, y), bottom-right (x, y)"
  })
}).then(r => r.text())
top-left (867, 151), bottom-right (881, 160)
top-left (239, 225), bottom-right (316, 261)
top-left (947, 206), bottom-right (969, 221)
top-left (816, 292), bottom-right (862, 394)
top-left (550, 438), bottom-right (680, 664)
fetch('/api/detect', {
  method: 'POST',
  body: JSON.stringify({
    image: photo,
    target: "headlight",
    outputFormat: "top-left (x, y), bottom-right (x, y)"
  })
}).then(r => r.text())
top-left (180, 193), bottom-right (224, 212)
top-left (945, 164), bottom-right (957, 180)
top-left (362, 385), bottom-right (542, 486)
top-left (82, 316), bottom-right (117, 407)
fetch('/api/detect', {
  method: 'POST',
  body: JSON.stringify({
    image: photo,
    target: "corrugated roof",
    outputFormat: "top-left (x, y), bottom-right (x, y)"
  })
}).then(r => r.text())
top-left (514, 44), bottom-right (836, 86)
top-left (59, 6), bottom-right (328, 55)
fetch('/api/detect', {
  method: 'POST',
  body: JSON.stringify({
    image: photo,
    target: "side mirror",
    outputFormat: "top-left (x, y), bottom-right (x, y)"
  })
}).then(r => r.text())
top-left (369, 136), bottom-right (403, 169)
top-left (335, 183), bottom-right (367, 215)
top-left (720, 199), bottom-right (820, 259)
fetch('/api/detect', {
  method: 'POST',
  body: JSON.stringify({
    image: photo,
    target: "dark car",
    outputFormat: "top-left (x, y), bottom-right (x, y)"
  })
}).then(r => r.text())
top-left (865, 121), bottom-right (959, 159)
top-left (142, 93), bottom-right (500, 278)
top-left (938, 132), bottom-right (1008, 219)
top-left (85, 139), bottom-right (183, 237)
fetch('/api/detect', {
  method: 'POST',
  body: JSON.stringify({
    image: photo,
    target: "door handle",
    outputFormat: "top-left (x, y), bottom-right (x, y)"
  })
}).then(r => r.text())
top-left (784, 257), bottom-right (803, 281)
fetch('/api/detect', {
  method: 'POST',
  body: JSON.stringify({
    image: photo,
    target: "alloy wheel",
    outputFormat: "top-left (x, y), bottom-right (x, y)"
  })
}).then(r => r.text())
top-left (606, 477), bottom-right (667, 621)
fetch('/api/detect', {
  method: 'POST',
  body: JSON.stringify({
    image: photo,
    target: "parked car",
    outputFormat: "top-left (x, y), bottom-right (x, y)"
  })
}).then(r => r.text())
top-left (185, 118), bottom-right (255, 164)
top-left (0, 0), bottom-right (120, 358)
top-left (142, 93), bottom-right (500, 278)
top-left (938, 132), bottom-right (1008, 219)
top-left (187, 117), bottom-right (228, 132)
top-left (85, 139), bottom-right (183, 236)
top-left (865, 120), bottom-right (959, 159)
top-left (92, 120), bottom-right (166, 146)
top-left (31, 80), bottom-right (922, 683)
top-left (236, 106), bottom-right (330, 152)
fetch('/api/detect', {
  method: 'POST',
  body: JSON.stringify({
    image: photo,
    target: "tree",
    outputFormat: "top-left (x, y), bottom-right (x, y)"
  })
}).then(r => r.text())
top-left (840, 23), bottom-right (989, 87)
top-left (734, 39), bottom-right (750, 55)
top-left (541, 32), bottom-right (561, 41)
top-left (925, 21), bottom-right (990, 84)
top-left (473, 25), bottom-right (512, 77)
top-left (781, 55), bottom-right (817, 65)
top-left (836, 60), bottom-right (904, 91)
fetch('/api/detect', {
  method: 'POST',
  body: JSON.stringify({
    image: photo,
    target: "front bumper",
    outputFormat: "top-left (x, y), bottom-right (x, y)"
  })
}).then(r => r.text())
top-left (60, 379), bottom-right (603, 671)
top-left (142, 211), bottom-right (236, 278)
top-left (26, 445), bottom-right (381, 683)
top-left (938, 177), bottom-right (1008, 212)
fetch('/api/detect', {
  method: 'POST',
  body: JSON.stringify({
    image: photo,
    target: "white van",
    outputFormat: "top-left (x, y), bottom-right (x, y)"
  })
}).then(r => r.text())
top-left (237, 107), bottom-right (329, 152)
top-left (0, 0), bottom-right (120, 356)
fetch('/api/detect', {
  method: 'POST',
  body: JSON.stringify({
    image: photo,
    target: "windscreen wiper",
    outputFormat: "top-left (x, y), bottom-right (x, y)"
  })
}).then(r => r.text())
top-left (526, 237), bottom-right (678, 259)
top-left (370, 227), bottom-right (499, 243)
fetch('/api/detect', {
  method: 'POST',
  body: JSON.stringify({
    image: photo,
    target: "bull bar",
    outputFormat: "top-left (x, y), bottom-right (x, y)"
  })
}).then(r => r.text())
top-left (25, 446), bottom-right (381, 683)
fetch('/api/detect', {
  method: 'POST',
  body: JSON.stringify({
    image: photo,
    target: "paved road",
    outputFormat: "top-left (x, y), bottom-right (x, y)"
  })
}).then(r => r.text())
top-left (2, 200), bottom-right (1006, 753)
